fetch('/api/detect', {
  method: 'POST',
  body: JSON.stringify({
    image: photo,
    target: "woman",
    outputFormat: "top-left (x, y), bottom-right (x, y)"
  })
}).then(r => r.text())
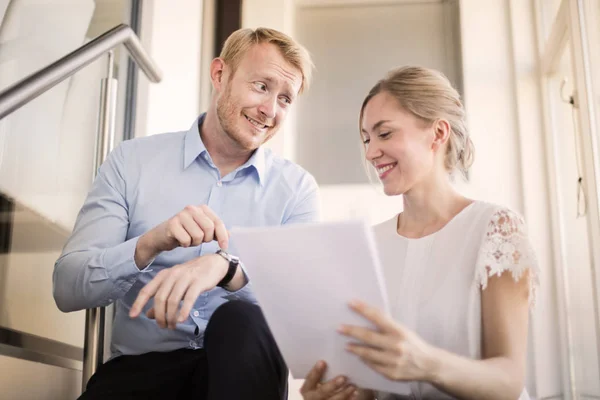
top-left (301, 66), bottom-right (539, 400)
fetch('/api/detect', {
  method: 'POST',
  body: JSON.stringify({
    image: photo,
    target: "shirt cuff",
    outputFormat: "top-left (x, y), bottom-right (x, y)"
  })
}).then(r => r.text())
top-left (102, 236), bottom-right (154, 294)
top-left (223, 263), bottom-right (257, 303)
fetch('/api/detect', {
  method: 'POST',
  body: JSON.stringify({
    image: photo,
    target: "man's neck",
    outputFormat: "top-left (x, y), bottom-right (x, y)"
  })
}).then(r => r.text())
top-left (201, 111), bottom-right (254, 177)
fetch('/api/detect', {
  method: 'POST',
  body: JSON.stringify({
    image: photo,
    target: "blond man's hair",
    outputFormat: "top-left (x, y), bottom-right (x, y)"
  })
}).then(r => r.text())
top-left (219, 27), bottom-right (314, 94)
top-left (359, 66), bottom-right (474, 176)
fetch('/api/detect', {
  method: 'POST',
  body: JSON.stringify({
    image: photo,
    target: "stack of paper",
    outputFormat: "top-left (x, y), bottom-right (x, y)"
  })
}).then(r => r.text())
top-left (230, 220), bottom-right (410, 395)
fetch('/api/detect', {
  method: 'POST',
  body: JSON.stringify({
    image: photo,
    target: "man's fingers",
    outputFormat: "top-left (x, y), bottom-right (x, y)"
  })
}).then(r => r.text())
top-left (178, 281), bottom-right (207, 323)
top-left (214, 221), bottom-right (229, 250)
top-left (153, 273), bottom-right (178, 329)
top-left (168, 220), bottom-right (193, 248)
top-left (146, 307), bottom-right (155, 319)
top-left (198, 206), bottom-right (228, 248)
top-left (130, 273), bottom-right (164, 318)
top-left (319, 376), bottom-right (348, 396)
top-left (195, 214), bottom-right (216, 243)
top-left (166, 274), bottom-right (192, 329)
top-left (301, 361), bottom-right (326, 393)
top-left (331, 385), bottom-right (358, 400)
top-left (179, 212), bottom-right (205, 246)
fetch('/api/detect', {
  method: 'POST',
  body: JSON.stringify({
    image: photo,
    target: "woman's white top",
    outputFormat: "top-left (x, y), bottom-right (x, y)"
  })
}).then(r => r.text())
top-left (374, 201), bottom-right (539, 400)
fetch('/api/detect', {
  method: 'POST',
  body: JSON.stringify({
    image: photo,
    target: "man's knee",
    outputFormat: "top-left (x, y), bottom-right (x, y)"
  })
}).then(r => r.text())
top-left (206, 300), bottom-right (264, 335)
top-left (213, 299), bottom-right (261, 318)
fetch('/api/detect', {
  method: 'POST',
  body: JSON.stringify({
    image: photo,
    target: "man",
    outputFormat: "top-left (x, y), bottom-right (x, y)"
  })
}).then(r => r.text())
top-left (53, 27), bottom-right (319, 399)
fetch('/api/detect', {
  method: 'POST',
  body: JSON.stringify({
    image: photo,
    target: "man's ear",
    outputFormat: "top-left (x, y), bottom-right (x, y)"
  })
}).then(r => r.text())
top-left (432, 119), bottom-right (451, 150)
top-left (210, 58), bottom-right (227, 92)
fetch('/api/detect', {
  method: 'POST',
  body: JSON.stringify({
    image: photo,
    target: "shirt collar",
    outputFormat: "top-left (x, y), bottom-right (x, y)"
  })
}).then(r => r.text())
top-left (183, 113), bottom-right (267, 185)
top-left (183, 114), bottom-right (208, 169)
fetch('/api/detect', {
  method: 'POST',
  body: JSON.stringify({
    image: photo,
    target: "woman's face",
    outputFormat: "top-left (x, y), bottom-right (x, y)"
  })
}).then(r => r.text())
top-left (361, 91), bottom-right (442, 196)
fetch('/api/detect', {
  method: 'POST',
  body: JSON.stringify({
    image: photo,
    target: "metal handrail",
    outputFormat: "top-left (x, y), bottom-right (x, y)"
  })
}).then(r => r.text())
top-left (0, 23), bottom-right (161, 119)
top-left (0, 327), bottom-right (83, 371)
top-left (0, 23), bottom-right (162, 390)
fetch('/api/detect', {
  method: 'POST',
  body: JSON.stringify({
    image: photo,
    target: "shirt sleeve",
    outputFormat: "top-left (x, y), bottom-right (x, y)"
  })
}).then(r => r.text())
top-left (52, 142), bottom-right (150, 312)
top-left (220, 262), bottom-right (257, 304)
top-left (474, 207), bottom-right (540, 309)
top-left (282, 172), bottom-right (321, 225)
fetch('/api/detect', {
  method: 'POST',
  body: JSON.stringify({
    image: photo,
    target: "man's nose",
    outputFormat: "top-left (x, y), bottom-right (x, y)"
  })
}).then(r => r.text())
top-left (258, 95), bottom-right (277, 119)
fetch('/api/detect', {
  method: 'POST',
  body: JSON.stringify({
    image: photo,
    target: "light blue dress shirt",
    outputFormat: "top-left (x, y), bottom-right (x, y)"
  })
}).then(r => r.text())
top-left (53, 114), bottom-right (320, 358)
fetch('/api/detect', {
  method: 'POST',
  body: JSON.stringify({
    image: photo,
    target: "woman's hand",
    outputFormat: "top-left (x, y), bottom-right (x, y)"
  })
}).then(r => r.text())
top-left (300, 361), bottom-right (359, 400)
top-left (339, 300), bottom-right (438, 382)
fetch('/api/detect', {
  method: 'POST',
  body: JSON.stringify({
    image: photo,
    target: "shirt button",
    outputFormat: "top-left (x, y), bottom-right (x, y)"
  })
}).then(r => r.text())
top-left (216, 181), bottom-right (222, 187)
top-left (193, 310), bottom-right (200, 317)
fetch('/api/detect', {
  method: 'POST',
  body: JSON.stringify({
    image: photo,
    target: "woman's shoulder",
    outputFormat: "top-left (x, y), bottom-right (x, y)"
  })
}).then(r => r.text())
top-left (467, 201), bottom-right (528, 231)
top-left (471, 201), bottom-right (540, 307)
top-left (467, 201), bottom-right (533, 261)
top-left (369, 202), bottom-right (530, 240)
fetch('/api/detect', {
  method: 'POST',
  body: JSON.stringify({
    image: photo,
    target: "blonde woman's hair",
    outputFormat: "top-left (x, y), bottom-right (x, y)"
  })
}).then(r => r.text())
top-left (219, 27), bottom-right (314, 94)
top-left (359, 66), bottom-right (474, 176)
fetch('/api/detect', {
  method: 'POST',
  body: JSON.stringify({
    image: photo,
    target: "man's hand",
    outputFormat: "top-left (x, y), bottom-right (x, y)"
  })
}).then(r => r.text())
top-left (129, 254), bottom-right (228, 329)
top-left (301, 361), bottom-right (358, 400)
top-left (135, 205), bottom-right (229, 268)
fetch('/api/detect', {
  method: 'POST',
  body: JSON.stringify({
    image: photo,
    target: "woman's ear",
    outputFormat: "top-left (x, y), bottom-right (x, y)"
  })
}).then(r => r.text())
top-left (432, 119), bottom-right (451, 150)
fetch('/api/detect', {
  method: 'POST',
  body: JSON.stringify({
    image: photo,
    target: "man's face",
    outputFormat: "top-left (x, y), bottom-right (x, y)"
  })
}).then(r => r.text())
top-left (216, 43), bottom-right (302, 151)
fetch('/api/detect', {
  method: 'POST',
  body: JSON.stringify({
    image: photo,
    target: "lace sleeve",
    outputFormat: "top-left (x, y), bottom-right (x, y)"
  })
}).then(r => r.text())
top-left (474, 208), bottom-right (540, 308)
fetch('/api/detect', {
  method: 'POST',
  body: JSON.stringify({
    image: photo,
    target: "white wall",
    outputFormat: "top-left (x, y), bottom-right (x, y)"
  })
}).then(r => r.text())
top-left (505, 0), bottom-right (564, 397)
top-left (456, 0), bottom-right (523, 209)
top-left (135, 0), bottom-right (203, 137)
top-left (241, 0), bottom-right (297, 158)
top-left (199, 0), bottom-right (216, 112)
top-left (293, 1), bottom-right (461, 186)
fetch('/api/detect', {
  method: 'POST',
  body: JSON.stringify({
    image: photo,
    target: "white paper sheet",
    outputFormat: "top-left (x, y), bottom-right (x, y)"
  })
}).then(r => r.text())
top-left (230, 220), bottom-right (410, 395)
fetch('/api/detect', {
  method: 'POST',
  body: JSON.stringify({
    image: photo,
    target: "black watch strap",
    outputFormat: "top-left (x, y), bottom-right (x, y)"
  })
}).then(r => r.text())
top-left (216, 250), bottom-right (239, 288)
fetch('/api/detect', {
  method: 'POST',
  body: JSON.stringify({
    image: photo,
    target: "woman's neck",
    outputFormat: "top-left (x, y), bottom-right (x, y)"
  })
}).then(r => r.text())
top-left (398, 174), bottom-right (472, 238)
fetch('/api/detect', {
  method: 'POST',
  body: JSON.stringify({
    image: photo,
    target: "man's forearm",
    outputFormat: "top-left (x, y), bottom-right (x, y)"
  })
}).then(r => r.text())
top-left (224, 264), bottom-right (247, 291)
top-left (134, 232), bottom-right (160, 269)
top-left (53, 237), bottom-right (142, 312)
top-left (220, 259), bottom-right (255, 303)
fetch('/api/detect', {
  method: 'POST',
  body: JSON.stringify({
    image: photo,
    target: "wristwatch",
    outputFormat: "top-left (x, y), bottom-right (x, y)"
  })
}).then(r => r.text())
top-left (215, 249), bottom-right (240, 288)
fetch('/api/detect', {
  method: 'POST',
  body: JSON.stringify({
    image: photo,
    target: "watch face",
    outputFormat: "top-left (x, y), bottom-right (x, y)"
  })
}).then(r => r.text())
top-left (218, 249), bottom-right (239, 263)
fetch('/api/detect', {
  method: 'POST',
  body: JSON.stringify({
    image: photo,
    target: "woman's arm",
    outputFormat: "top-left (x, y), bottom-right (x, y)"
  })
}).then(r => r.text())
top-left (341, 269), bottom-right (531, 400)
top-left (427, 270), bottom-right (530, 400)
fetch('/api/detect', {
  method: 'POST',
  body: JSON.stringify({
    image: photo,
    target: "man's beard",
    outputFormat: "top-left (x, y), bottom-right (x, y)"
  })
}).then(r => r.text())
top-left (216, 86), bottom-right (242, 147)
top-left (216, 89), bottom-right (277, 151)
